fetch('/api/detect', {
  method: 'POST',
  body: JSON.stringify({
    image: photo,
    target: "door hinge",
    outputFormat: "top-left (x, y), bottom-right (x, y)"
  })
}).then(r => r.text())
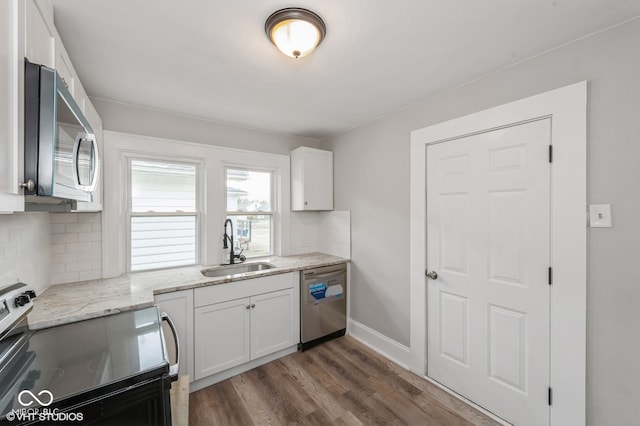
top-left (548, 387), bottom-right (553, 406)
top-left (548, 267), bottom-right (553, 285)
top-left (548, 145), bottom-right (553, 163)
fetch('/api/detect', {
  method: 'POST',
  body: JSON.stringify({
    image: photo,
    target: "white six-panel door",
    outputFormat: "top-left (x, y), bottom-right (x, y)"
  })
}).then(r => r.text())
top-left (427, 119), bottom-right (551, 425)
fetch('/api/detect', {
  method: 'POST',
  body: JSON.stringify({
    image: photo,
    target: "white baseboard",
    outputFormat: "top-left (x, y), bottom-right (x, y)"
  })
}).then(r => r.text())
top-left (347, 318), bottom-right (411, 369)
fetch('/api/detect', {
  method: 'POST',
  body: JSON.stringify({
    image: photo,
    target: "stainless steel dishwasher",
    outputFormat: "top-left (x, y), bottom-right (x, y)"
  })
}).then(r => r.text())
top-left (300, 263), bottom-right (347, 351)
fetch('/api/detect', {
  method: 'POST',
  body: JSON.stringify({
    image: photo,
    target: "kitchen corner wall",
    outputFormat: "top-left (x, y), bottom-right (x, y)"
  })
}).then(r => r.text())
top-left (0, 212), bottom-right (51, 294)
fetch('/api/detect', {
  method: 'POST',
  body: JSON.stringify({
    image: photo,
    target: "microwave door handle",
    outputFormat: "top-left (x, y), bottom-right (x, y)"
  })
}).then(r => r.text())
top-left (72, 133), bottom-right (82, 188)
top-left (87, 134), bottom-right (99, 193)
top-left (72, 132), bottom-right (99, 193)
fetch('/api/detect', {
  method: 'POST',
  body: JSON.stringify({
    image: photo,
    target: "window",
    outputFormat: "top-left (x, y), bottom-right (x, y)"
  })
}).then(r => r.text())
top-left (128, 159), bottom-right (199, 271)
top-left (226, 168), bottom-right (274, 258)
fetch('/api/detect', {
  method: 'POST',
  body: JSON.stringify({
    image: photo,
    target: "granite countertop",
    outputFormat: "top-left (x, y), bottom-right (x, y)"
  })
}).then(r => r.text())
top-left (28, 252), bottom-right (348, 330)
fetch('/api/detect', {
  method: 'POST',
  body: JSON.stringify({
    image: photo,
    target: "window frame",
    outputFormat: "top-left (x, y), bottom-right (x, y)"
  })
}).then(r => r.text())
top-left (125, 155), bottom-right (203, 273)
top-left (103, 132), bottom-right (292, 278)
top-left (224, 165), bottom-right (276, 259)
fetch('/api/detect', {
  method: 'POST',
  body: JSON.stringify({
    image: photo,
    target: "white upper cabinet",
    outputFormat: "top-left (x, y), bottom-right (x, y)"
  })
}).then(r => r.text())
top-left (290, 147), bottom-right (334, 211)
top-left (0, 0), bottom-right (24, 213)
top-left (0, 0), bottom-right (103, 213)
top-left (24, 0), bottom-right (54, 68)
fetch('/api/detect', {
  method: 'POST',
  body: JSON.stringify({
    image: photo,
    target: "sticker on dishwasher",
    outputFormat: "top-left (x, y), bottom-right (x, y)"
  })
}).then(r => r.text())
top-left (309, 283), bottom-right (327, 300)
top-left (308, 282), bottom-right (343, 305)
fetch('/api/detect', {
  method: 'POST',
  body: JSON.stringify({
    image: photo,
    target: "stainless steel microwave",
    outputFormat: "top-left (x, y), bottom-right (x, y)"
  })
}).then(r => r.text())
top-left (23, 60), bottom-right (99, 204)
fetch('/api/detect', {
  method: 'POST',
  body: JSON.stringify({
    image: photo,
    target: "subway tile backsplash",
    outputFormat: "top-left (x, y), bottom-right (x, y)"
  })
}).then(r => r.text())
top-left (50, 213), bottom-right (103, 285)
top-left (319, 211), bottom-right (351, 259)
top-left (289, 211), bottom-right (321, 255)
top-left (1, 208), bottom-right (344, 293)
top-left (0, 212), bottom-right (51, 294)
top-left (289, 210), bottom-right (351, 258)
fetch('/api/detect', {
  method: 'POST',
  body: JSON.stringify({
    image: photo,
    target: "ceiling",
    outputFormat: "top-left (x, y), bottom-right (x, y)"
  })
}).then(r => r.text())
top-left (50, 0), bottom-right (640, 140)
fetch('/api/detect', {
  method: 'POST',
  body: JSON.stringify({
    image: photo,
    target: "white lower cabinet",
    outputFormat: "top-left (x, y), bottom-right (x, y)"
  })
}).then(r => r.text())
top-left (193, 272), bottom-right (299, 382)
top-left (194, 297), bottom-right (251, 379)
top-left (251, 289), bottom-right (296, 359)
top-left (154, 289), bottom-right (194, 381)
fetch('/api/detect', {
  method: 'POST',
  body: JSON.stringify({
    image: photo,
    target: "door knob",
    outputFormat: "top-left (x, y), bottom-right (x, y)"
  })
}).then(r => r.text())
top-left (19, 180), bottom-right (35, 192)
top-left (425, 271), bottom-right (438, 280)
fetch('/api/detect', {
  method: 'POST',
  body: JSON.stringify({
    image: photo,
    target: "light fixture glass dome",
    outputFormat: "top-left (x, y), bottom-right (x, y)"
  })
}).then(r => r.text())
top-left (266, 8), bottom-right (326, 59)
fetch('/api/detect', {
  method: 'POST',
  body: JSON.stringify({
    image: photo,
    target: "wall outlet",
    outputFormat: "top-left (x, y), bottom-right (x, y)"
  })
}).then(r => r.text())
top-left (589, 204), bottom-right (612, 228)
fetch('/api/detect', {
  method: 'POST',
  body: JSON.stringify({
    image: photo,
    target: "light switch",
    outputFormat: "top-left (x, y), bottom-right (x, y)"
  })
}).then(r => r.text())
top-left (589, 204), bottom-right (612, 228)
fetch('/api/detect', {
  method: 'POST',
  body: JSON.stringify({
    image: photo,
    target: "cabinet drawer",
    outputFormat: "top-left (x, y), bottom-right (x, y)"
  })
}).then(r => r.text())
top-left (194, 271), bottom-right (296, 308)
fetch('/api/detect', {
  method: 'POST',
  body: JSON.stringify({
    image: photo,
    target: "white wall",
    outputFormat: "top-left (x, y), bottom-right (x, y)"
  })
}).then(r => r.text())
top-left (322, 18), bottom-right (640, 425)
top-left (91, 98), bottom-right (321, 156)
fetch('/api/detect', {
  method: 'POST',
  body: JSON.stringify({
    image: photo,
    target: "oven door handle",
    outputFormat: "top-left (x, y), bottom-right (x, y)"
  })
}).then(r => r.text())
top-left (161, 312), bottom-right (180, 381)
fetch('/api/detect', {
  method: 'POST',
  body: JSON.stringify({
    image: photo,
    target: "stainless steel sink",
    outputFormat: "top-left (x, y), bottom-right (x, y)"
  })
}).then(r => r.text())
top-left (200, 262), bottom-right (276, 278)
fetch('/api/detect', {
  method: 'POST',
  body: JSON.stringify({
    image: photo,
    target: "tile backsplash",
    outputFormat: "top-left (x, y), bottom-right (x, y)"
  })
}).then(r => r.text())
top-left (289, 211), bottom-right (321, 254)
top-left (289, 210), bottom-right (351, 258)
top-left (0, 212), bottom-right (51, 294)
top-left (319, 211), bottom-right (351, 259)
top-left (50, 213), bottom-right (102, 285)
top-left (0, 209), bottom-right (345, 293)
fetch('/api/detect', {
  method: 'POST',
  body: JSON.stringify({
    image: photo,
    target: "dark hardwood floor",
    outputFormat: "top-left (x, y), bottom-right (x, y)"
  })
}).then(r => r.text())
top-left (189, 336), bottom-right (501, 425)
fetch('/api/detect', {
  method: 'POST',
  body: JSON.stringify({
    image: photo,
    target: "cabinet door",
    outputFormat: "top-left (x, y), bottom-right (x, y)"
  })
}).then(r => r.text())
top-left (25, 0), bottom-right (54, 67)
top-left (251, 288), bottom-right (297, 359)
top-left (154, 289), bottom-right (194, 381)
top-left (0, 0), bottom-right (23, 213)
top-left (303, 149), bottom-right (333, 210)
top-left (291, 147), bottom-right (333, 211)
top-left (194, 297), bottom-right (251, 380)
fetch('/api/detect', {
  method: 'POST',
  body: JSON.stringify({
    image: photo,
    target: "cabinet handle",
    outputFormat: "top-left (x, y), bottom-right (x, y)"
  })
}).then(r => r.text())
top-left (245, 304), bottom-right (250, 309)
top-left (251, 303), bottom-right (256, 309)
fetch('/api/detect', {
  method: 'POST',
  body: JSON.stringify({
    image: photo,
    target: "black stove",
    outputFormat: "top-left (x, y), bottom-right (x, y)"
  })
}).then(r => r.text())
top-left (0, 282), bottom-right (179, 425)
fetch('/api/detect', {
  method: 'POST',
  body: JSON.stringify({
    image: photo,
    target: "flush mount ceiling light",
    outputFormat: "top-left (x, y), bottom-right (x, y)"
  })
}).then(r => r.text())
top-left (265, 8), bottom-right (326, 59)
